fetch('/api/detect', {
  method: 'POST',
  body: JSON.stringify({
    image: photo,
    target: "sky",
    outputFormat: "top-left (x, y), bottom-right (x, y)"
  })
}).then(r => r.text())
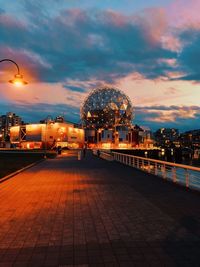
top-left (0, 0), bottom-right (200, 132)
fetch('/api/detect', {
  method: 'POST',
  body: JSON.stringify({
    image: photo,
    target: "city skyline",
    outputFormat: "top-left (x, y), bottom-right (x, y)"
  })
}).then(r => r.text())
top-left (0, 0), bottom-right (200, 131)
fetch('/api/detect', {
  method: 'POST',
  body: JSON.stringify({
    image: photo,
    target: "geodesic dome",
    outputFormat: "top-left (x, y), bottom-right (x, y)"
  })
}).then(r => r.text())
top-left (81, 86), bottom-right (134, 129)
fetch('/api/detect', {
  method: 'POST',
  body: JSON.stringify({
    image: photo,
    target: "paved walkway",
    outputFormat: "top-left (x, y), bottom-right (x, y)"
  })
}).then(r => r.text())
top-left (0, 151), bottom-right (200, 267)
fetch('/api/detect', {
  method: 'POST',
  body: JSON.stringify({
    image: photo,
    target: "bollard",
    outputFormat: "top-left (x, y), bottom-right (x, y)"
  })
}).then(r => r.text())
top-left (78, 151), bottom-right (82, 160)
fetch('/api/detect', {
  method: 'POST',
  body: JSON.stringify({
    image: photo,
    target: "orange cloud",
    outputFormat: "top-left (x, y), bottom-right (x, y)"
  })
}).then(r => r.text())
top-left (169, 0), bottom-right (200, 29)
top-left (144, 107), bottom-right (198, 123)
top-left (137, 8), bottom-right (168, 45)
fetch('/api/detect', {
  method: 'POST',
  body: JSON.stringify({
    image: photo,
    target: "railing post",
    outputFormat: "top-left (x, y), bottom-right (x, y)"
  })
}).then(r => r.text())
top-left (142, 159), bottom-right (144, 170)
top-left (137, 158), bottom-right (139, 169)
top-left (185, 169), bottom-right (189, 188)
top-left (148, 161), bottom-right (151, 173)
top-left (162, 164), bottom-right (166, 179)
top-left (113, 153), bottom-right (200, 191)
top-left (155, 162), bottom-right (158, 176)
top-left (172, 167), bottom-right (176, 183)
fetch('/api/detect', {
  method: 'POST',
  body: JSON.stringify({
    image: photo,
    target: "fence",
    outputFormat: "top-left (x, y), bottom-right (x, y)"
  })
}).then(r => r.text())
top-left (112, 152), bottom-right (200, 191)
top-left (93, 149), bottom-right (113, 161)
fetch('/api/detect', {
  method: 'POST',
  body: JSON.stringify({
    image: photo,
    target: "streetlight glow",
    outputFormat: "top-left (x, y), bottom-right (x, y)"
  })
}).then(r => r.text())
top-left (9, 74), bottom-right (28, 87)
top-left (0, 58), bottom-right (28, 86)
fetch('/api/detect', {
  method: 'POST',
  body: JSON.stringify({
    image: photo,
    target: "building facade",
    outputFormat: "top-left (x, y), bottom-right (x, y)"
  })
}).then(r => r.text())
top-left (154, 128), bottom-right (179, 147)
top-left (10, 122), bottom-right (84, 149)
top-left (84, 126), bottom-right (139, 149)
top-left (81, 86), bottom-right (140, 148)
top-left (179, 129), bottom-right (200, 149)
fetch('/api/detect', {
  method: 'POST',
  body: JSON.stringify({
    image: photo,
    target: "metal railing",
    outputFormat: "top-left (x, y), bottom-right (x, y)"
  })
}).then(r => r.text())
top-left (93, 149), bottom-right (113, 161)
top-left (99, 151), bottom-right (113, 161)
top-left (113, 152), bottom-right (200, 191)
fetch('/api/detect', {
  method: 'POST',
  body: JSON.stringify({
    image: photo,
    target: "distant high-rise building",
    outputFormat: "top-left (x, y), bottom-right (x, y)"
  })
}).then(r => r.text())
top-left (179, 129), bottom-right (200, 148)
top-left (0, 112), bottom-right (23, 140)
top-left (154, 128), bottom-right (179, 147)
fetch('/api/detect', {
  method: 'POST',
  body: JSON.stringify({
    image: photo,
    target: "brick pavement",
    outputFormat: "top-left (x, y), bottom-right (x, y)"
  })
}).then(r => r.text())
top-left (0, 151), bottom-right (200, 266)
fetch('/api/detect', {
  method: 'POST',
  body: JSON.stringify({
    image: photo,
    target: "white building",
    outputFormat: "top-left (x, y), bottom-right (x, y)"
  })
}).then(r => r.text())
top-left (85, 126), bottom-right (139, 149)
top-left (10, 122), bottom-right (84, 149)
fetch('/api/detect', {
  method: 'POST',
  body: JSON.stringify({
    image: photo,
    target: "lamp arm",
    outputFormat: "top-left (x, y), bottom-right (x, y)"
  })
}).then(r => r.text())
top-left (0, 59), bottom-right (20, 74)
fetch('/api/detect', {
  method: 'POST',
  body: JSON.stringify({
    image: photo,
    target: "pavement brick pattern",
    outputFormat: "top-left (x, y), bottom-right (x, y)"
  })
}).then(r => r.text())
top-left (0, 151), bottom-right (200, 266)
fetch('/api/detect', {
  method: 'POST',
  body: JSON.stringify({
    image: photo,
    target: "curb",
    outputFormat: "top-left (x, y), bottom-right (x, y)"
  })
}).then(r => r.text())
top-left (0, 159), bottom-right (45, 184)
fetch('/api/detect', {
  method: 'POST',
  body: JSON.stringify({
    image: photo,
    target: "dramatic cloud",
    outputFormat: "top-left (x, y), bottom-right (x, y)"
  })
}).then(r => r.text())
top-left (135, 105), bottom-right (200, 131)
top-left (0, 0), bottom-right (200, 131)
top-left (0, 6), bottom-right (177, 83)
top-left (1, 0), bottom-right (200, 84)
top-left (175, 29), bottom-right (200, 81)
top-left (0, 101), bottom-right (79, 124)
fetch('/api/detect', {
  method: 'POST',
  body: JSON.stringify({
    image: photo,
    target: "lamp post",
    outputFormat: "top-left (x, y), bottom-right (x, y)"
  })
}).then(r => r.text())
top-left (44, 116), bottom-right (54, 159)
top-left (0, 58), bottom-right (28, 86)
top-left (0, 59), bottom-right (28, 147)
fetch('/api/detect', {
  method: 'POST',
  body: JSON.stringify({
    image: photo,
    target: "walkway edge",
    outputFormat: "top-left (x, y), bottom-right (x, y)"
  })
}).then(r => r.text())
top-left (0, 159), bottom-right (45, 183)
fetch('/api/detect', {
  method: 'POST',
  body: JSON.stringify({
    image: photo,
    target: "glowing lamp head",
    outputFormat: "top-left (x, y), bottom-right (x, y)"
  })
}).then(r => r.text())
top-left (9, 74), bottom-right (28, 87)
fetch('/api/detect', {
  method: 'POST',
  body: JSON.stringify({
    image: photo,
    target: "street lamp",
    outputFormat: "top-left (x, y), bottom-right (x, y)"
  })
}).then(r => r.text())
top-left (44, 115), bottom-right (55, 159)
top-left (0, 58), bottom-right (28, 86)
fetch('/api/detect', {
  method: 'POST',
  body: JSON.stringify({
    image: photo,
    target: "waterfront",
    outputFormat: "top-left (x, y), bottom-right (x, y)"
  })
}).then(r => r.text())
top-left (181, 158), bottom-right (200, 168)
top-left (111, 148), bottom-right (200, 167)
top-left (112, 151), bottom-right (200, 192)
top-left (0, 151), bottom-right (200, 266)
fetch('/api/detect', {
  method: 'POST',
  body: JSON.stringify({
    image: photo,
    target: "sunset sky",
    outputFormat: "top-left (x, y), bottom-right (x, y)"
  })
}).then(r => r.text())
top-left (0, 0), bottom-right (200, 131)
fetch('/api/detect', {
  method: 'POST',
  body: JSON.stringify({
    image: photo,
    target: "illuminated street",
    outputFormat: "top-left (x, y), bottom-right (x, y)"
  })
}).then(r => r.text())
top-left (0, 152), bottom-right (200, 266)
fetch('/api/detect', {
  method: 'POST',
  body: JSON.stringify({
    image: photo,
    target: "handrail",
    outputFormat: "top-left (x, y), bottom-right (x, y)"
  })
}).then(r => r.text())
top-left (93, 149), bottom-right (113, 161)
top-left (112, 151), bottom-right (200, 191)
top-left (113, 152), bottom-right (200, 172)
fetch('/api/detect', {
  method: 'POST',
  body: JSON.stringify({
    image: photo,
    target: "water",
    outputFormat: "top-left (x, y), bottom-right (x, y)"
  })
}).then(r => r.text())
top-left (159, 155), bottom-right (200, 168)
top-left (181, 158), bottom-right (200, 168)
top-left (112, 149), bottom-right (200, 168)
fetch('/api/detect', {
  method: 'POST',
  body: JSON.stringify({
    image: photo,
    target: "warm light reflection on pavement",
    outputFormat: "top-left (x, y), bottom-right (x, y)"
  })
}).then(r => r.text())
top-left (0, 151), bottom-right (200, 266)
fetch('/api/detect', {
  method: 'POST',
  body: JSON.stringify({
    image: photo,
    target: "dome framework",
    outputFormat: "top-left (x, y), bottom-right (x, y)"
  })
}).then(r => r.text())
top-left (81, 86), bottom-right (134, 129)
